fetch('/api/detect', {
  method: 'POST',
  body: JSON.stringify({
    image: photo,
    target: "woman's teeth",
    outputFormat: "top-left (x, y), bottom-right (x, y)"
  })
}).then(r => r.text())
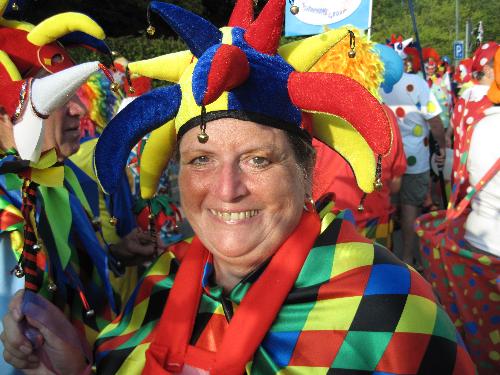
top-left (210, 209), bottom-right (259, 222)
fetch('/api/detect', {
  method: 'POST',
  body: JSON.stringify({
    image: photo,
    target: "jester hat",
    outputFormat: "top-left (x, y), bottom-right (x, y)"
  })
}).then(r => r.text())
top-left (0, 54), bottom-right (104, 161)
top-left (454, 57), bottom-right (473, 84)
top-left (95, 0), bottom-right (392, 199)
top-left (0, 8), bottom-right (108, 77)
top-left (387, 34), bottom-right (413, 59)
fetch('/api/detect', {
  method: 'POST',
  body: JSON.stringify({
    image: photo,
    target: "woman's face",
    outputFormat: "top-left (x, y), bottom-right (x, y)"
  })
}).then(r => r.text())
top-left (179, 118), bottom-right (306, 272)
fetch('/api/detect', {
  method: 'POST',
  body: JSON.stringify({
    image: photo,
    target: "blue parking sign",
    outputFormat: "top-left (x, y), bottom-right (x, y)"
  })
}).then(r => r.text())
top-left (454, 40), bottom-right (465, 60)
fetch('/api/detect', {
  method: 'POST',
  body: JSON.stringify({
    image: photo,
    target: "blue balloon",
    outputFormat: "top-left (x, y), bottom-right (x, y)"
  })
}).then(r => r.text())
top-left (372, 44), bottom-right (404, 94)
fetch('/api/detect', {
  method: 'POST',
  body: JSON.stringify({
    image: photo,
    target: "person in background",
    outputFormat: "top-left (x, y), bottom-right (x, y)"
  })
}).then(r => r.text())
top-left (381, 38), bottom-right (446, 269)
top-left (461, 46), bottom-right (500, 256)
top-left (415, 44), bottom-right (499, 374)
top-left (0, 10), bottom-right (156, 357)
top-left (450, 42), bottom-right (498, 197)
top-left (2, 1), bottom-right (475, 374)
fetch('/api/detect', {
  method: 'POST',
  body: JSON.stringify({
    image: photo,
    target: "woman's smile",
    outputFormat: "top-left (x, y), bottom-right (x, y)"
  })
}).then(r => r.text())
top-left (208, 209), bottom-right (260, 223)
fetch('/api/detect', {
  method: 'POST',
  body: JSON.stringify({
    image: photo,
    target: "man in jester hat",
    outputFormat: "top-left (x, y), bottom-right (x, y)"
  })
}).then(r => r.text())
top-left (0, 5), bottom-right (158, 368)
top-left (4, 1), bottom-right (474, 374)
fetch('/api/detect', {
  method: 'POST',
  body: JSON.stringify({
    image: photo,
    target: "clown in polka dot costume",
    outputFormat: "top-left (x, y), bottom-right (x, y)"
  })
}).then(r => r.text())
top-left (381, 72), bottom-right (442, 174)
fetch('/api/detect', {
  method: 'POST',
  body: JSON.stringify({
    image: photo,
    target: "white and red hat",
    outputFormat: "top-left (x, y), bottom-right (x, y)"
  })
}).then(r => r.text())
top-left (0, 59), bottom-right (103, 161)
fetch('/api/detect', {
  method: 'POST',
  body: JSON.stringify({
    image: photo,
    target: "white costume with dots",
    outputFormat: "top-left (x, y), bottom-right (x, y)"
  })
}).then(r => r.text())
top-left (464, 105), bottom-right (500, 256)
top-left (381, 73), bottom-right (442, 174)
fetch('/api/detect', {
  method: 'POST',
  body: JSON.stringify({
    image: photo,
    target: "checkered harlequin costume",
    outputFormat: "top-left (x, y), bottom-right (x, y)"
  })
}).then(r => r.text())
top-left (95, 211), bottom-right (474, 374)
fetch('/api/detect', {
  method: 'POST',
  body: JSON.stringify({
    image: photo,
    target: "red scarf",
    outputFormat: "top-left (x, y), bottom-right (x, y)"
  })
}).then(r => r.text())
top-left (144, 211), bottom-right (320, 374)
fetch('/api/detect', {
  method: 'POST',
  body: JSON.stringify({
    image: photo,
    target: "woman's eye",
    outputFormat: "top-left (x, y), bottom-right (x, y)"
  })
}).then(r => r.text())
top-left (249, 156), bottom-right (270, 168)
top-left (190, 156), bottom-right (210, 165)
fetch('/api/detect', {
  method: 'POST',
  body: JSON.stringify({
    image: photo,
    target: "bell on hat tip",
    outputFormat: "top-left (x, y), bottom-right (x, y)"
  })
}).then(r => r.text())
top-left (374, 179), bottom-right (383, 191)
top-left (128, 86), bottom-right (136, 94)
top-left (357, 204), bottom-right (364, 212)
top-left (48, 282), bottom-right (57, 292)
top-left (109, 216), bottom-right (118, 226)
top-left (348, 49), bottom-right (356, 58)
top-left (290, 5), bottom-right (299, 15)
top-left (110, 82), bottom-right (120, 93)
top-left (12, 2), bottom-right (19, 11)
top-left (198, 133), bottom-right (209, 143)
top-left (85, 309), bottom-right (95, 318)
top-left (14, 266), bottom-right (24, 278)
top-left (111, 50), bottom-right (119, 57)
top-left (146, 25), bottom-right (156, 36)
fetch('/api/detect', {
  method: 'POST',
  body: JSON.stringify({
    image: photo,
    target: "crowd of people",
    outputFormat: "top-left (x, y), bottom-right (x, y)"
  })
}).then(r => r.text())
top-left (0, 0), bottom-right (498, 374)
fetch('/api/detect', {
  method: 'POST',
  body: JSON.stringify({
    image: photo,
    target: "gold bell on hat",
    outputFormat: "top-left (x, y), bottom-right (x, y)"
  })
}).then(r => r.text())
top-left (12, 2), bottom-right (19, 11)
top-left (147, 25), bottom-right (156, 36)
top-left (110, 82), bottom-right (120, 93)
top-left (374, 178), bottom-right (383, 191)
top-left (290, 5), bottom-right (299, 14)
top-left (198, 107), bottom-right (209, 143)
top-left (109, 216), bottom-right (118, 226)
top-left (348, 30), bottom-right (356, 58)
top-left (14, 265), bottom-right (24, 278)
top-left (48, 282), bottom-right (57, 292)
top-left (357, 194), bottom-right (366, 212)
top-left (198, 132), bottom-right (209, 143)
top-left (85, 309), bottom-right (95, 318)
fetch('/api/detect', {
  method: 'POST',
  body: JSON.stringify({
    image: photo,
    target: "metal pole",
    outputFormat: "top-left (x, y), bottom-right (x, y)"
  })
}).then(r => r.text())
top-left (465, 19), bottom-right (470, 57)
top-left (408, 0), bottom-right (426, 80)
top-left (455, 0), bottom-right (460, 41)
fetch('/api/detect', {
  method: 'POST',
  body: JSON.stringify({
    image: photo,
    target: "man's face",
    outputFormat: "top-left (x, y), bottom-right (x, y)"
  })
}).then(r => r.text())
top-left (32, 69), bottom-right (86, 161)
top-left (41, 95), bottom-right (87, 161)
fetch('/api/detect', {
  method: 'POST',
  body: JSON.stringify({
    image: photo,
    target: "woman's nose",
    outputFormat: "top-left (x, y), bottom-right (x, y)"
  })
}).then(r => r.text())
top-left (215, 163), bottom-right (249, 202)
